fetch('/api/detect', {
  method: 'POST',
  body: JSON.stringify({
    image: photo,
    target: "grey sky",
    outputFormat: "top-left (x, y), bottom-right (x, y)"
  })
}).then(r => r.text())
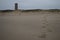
top-left (0, 0), bottom-right (60, 10)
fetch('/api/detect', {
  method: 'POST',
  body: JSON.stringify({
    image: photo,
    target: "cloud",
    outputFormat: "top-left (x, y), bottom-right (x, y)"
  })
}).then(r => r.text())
top-left (0, 0), bottom-right (60, 10)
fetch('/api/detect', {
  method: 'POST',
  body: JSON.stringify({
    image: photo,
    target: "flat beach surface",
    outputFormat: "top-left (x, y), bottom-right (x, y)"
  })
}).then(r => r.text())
top-left (0, 12), bottom-right (60, 40)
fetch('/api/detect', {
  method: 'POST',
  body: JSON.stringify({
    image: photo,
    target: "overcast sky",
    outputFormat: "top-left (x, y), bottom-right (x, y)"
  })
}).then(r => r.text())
top-left (0, 0), bottom-right (60, 10)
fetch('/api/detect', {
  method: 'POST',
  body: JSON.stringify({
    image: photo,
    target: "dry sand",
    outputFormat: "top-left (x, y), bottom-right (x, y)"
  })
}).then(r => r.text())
top-left (0, 11), bottom-right (60, 40)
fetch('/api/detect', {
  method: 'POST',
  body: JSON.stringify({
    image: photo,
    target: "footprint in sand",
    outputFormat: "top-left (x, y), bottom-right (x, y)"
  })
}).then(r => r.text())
top-left (32, 33), bottom-right (47, 39)
top-left (42, 26), bottom-right (46, 28)
top-left (47, 28), bottom-right (52, 32)
top-left (38, 33), bottom-right (46, 38)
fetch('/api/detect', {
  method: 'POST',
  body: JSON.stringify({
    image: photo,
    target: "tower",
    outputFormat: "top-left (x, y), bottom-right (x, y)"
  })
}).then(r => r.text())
top-left (15, 3), bottom-right (18, 10)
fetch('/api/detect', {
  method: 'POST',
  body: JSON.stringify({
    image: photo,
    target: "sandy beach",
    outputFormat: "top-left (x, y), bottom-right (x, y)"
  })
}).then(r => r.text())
top-left (0, 11), bottom-right (60, 40)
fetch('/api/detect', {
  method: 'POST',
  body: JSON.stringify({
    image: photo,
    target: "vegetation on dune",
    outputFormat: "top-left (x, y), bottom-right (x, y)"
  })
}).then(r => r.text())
top-left (45, 9), bottom-right (60, 12)
top-left (0, 9), bottom-right (14, 13)
top-left (0, 9), bottom-right (60, 13)
top-left (21, 9), bottom-right (42, 12)
top-left (21, 9), bottom-right (60, 12)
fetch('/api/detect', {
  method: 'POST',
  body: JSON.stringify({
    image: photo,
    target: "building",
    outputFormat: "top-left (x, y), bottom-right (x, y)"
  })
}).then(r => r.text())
top-left (15, 3), bottom-right (18, 10)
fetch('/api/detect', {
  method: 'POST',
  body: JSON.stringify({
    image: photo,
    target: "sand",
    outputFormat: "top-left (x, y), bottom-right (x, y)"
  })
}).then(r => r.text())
top-left (0, 11), bottom-right (60, 40)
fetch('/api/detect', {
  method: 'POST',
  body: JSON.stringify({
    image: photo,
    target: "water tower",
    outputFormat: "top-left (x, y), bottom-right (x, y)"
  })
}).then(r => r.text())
top-left (15, 3), bottom-right (18, 10)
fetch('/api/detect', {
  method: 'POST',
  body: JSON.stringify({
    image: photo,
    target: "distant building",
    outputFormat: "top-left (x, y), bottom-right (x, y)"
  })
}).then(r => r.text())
top-left (15, 3), bottom-right (18, 10)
